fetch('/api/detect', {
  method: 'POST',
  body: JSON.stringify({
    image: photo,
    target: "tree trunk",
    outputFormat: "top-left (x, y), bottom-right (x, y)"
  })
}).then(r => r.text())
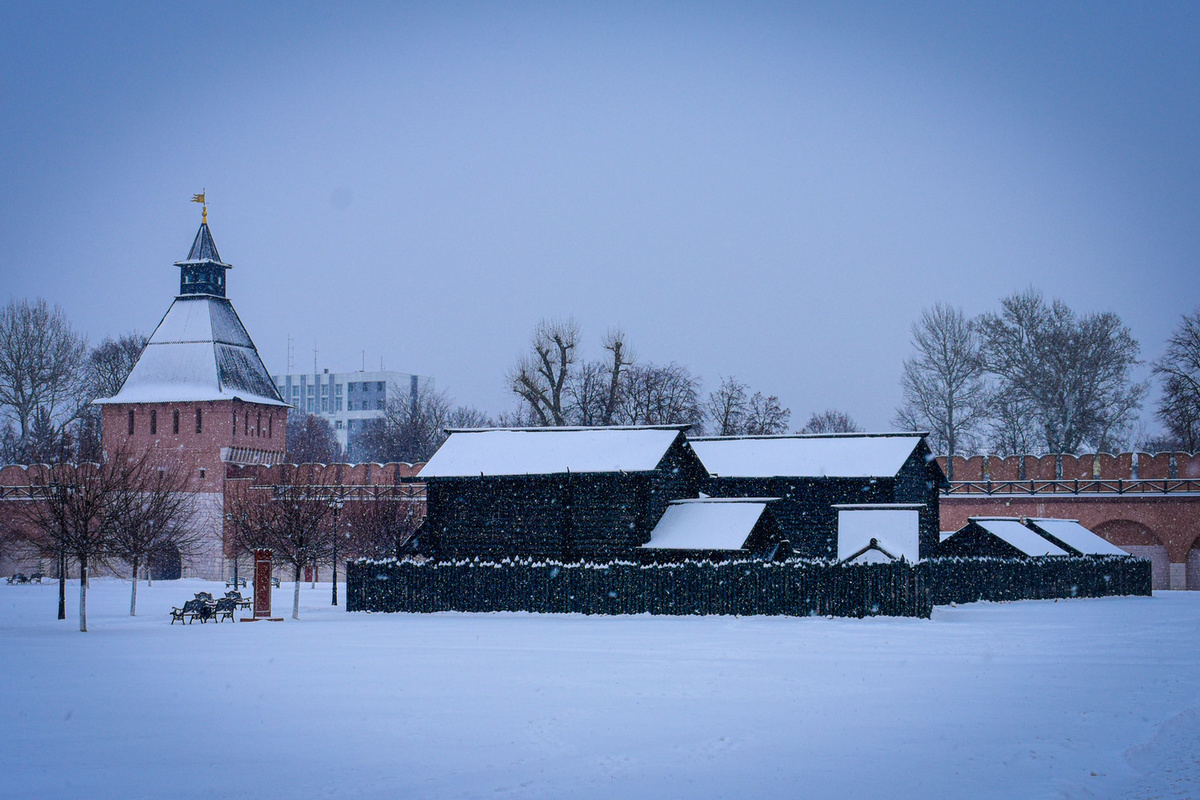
top-left (57, 552), bottom-right (66, 620)
top-left (292, 562), bottom-right (302, 620)
top-left (79, 553), bottom-right (88, 633)
top-left (130, 556), bottom-right (140, 616)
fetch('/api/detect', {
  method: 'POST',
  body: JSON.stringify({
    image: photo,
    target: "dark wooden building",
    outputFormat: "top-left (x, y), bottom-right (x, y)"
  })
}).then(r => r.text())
top-left (414, 426), bottom-right (708, 560)
top-left (689, 433), bottom-right (947, 560)
top-left (936, 517), bottom-right (1069, 559)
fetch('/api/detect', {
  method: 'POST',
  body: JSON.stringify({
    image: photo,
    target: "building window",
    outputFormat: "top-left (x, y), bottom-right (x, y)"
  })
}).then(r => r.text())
top-left (199, 468), bottom-right (206, 479)
top-left (150, 410), bottom-right (157, 435)
top-left (321, 398), bottom-right (328, 412)
top-left (335, 398), bottom-right (342, 412)
top-left (128, 410), bottom-right (135, 435)
top-left (173, 409), bottom-right (180, 434)
top-left (335, 384), bottom-right (343, 395)
top-left (196, 408), bottom-right (203, 434)
top-left (233, 411), bottom-right (237, 436)
top-left (377, 399), bottom-right (384, 410)
top-left (257, 412), bottom-right (262, 437)
top-left (268, 414), bottom-right (273, 438)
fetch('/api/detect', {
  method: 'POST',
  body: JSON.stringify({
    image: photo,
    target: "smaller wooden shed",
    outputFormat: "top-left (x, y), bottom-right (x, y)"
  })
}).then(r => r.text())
top-left (937, 517), bottom-right (1070, 559)
top-left (639, 498), bottom-right (786, 562)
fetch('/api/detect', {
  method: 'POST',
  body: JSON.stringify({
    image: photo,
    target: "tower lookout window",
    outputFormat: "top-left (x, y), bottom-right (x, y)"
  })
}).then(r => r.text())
top-left (150, 409), bottom-right (157, 435)
top-left (128, 410), bottom-right (135, 435)
top-left (173, 409), bottom-right (180, 434)
top-left (195, 408), bottom-right (203, 434)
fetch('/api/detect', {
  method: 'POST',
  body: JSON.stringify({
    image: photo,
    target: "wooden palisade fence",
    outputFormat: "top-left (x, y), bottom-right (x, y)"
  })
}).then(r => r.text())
top-left (348, 558), bottom-right (933, 618)
top-left (926, 555), bottom-right (1151, 605)
top-left (348, 554), bottom-right (1151, 618)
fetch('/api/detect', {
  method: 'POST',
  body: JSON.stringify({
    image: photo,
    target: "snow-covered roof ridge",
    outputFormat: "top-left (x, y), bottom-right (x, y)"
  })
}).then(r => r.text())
top-left (690, 431), bottom-right (929, 441)
top-left (420, 427), bottom-right (688, 478)
top-left (690, 432), bottom-right (927, 478)
top-left (444, 424), bottom-right (693, 434)
top-left (668, 497), bottom-right (778, 504)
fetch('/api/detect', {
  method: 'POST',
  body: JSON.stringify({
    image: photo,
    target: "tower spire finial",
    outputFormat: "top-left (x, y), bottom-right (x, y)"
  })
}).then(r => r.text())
top-left (191, 189), bottom-right (207, 224)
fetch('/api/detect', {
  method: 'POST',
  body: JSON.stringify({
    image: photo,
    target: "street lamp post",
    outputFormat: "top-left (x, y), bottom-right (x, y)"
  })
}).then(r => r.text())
top-left (329, 498), bottom-right (344, 606)
top-left (224, 512), bottom-right (243, 588)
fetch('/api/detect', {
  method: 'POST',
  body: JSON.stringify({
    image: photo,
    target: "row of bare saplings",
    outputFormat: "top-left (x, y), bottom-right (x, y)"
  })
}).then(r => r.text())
top-left (347, 558), bottom-right (935, 618)
top-left (3, 445), bottom-right (200, 631)
top-left (925, 555), bottom-right (1152, 605)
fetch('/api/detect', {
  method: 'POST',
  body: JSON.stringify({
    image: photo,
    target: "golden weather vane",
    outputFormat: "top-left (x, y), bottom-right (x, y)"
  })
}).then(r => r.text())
top-left (191, 190), bottom-right (207, 224)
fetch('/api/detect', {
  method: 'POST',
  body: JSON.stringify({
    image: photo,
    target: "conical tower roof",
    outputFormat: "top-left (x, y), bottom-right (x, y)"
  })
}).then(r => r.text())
top-left (96, 218), bottom-right (284, 407)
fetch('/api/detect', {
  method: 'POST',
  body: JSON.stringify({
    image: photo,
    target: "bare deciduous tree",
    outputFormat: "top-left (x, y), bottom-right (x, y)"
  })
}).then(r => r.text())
top-left (14, 446), bottom-right (181, 631)
top-left (343, 496), bottom-right (425, 561)
top-left (978, 288), bottom-right (1146, 453)
top-left (228, 471), bottom-right (336, 619)
top-left (1153, 307), bottom-right (1200, 452)
top-left (704, 377), bottom-right (790, 436)
top-left (744, 391), bottom-right (790, 435)
top-left (0, 298), bottom-right (89, 461)
top-left (105, 456), bottom-right (200, 615)
top-left (892, 304), bottom-right (988, 475)
top-left (801, 409), bottom-right (862, 434)
top-left (615, 362), bottom-right (704, 429)
top-left (287, 413), bottom-right (342, 463)
top-left (87, 332), bottom-right (147, 400)
top-left (356, 386), bottom-right (491, 463)
top-left (508, 318), bottom-right (580, 426)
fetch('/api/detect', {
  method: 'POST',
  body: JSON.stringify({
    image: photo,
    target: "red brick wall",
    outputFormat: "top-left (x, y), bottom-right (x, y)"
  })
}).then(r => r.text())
top-left (101, 401), bottom-right (286, 492)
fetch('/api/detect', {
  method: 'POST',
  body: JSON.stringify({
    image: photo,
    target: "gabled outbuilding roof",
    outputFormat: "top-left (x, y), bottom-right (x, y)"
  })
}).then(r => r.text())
top-left (1024, 518), bottom-right (1127, 556)
top-left (641, 498), bottom-right (774, 550)
top-left (95, 295), bottom-right (285, 407)
top-left (690, 432), bottom-right (930, 479)
top-left (418, 426), bottom-right (693, 478)
top-left (969, 518), bottom-right (1069, 557)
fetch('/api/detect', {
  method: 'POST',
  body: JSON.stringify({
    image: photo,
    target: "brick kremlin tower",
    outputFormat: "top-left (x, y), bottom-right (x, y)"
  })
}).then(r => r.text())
top-left (95, 200), bottom-right (288, 578)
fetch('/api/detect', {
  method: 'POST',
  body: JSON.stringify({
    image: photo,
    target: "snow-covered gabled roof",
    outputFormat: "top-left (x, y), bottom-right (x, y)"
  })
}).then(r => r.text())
top-left (690, 433), bottom-right (927, 478)
top-left (970, 518), bottom-right (1069, 557)
top-left (419, 427), bottom-right (688, 478)
top-left (1025, 519), bottom-right (1128, 556)
top-left (95, 295), bottom-right (285, 407)
top-left (642, 498), bottom-right (772, 550)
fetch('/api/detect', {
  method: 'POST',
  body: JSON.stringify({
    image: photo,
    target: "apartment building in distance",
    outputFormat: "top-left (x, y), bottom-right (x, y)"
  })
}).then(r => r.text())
top-left (271, 368), bottom-right (433, 457)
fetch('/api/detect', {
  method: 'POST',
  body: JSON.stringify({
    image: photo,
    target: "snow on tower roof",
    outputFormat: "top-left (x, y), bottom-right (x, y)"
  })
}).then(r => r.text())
top-left (642, 498), bottom-right (772, 550)
top-left (95, 295), bottom-right (285, 407)
top-left (419, 427), bottom-right (688, 478)
top-left (1025, 518), bottom-right (1128, 556)
top-left (970, 518), bottom-right (1069, 557)
top-left (175, 222), bottom-right (229, 266)
top-left (689, 433), bottom-right (926, 478)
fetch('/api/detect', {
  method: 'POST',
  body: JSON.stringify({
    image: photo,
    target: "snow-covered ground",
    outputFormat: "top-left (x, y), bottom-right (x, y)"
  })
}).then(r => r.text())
top-left (1, 579), bottom-right (1197, 799)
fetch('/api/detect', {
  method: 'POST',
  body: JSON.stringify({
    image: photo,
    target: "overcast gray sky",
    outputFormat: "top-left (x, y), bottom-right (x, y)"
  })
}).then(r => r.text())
top-left (2, 2), bottom-right (1197, 432)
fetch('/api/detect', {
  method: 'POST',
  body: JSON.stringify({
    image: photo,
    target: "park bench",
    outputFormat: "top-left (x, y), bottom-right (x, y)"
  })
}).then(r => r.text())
top-left (212, 597), bottom-right (238, 622)
top-left (6, 573), bottom-right (29, 585)
top-left (225, 576), bottom-right (247, 589)
top-left (28, 572), bottom-right (44, 583)
top-left (225, 591), bottom-right (252, 610)
top-left (194, 591), bottom-right (215, 602)
top-left (169, 598), bottom-right (212, 624)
